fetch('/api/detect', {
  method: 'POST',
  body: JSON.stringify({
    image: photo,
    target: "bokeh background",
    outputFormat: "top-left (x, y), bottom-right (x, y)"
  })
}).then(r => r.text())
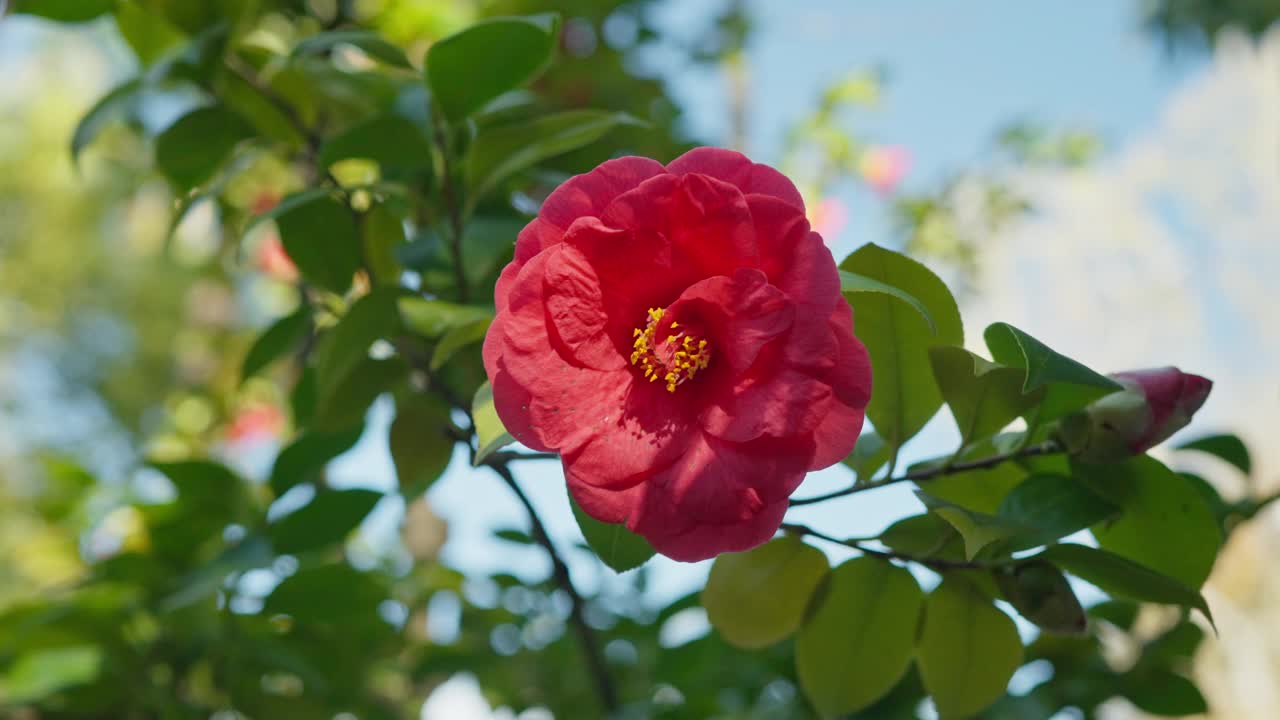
top-left (1, 1), bottom-right (1277, 718)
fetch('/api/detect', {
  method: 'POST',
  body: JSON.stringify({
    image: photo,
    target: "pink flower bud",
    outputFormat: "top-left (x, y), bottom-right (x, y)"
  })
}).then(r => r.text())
top-left (1072, 367), bottom-right (1212, 459)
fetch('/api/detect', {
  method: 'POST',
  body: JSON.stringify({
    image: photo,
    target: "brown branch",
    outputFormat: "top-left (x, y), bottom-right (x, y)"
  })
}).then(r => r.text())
top-left (789, 440), bottom-right (1061, 507)
top-left (780, 523), bottom-right (998, 571)
top-left (488, 462), bottom-right (620, 714)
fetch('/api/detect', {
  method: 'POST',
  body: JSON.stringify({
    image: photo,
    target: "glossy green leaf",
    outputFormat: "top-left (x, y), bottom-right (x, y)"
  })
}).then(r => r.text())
top-left (841, 431), bottom-right (890, 480)
top-left (270, 425), bottom-right (365, 496)
top-left (465, 110), bottom-right (642, 206)
top-left (241, 307), bottom-right (311, 382)
top-left (1039, 544), bottom-right (1212, 623)
top-left (927, 502), bottom-right (1016, 560)
top-left (293, 30), bottom-right (413, 69)
top-left (996, 473), bottom-right (1117, 548)
top-left (570, 493), bottom-right (655, 573)
top-left (263, 563), bottom-right (387, 623)
top-left (984, 322), bottom-right (1121, 422)
top-left (796, 557), bottom-right (924, 716)
top-left (1176, 433), bottom-right (1252, 475)
top-left (879, 513), bottom-right (964, 560)
top-left (271, 192), bottom-right (362, 294)
top-left (154, 105), bottom-right (252, 192)
top-left (363, 204), bottom-right (408, 285)
top-left (319, 113), bottom-right (433, 174)
top-left (12, 0), bottom-right (114, 22)
top-left (1078, 455), bottom-right (1220, 588)
top-left (917, 578), bottom-right (1024, 719)
top-left (71, 78), bottom-right (143, 162)
top-left (839, 243), bottom-right (963, 452)
top-left (115, 1), bottom-right (186, 66)
top-left (839, 269), bottom-right (935, 332)
top-left (930, 346), bottom-right (1042, 446)
top-left (919, 456), bottom-right (1026, 514)
top-left (269, 489), bottom-right (383, 554)
top-left (471, 381), bottom-right (513, 465)
top-left (1123, 670), bottom-right (1207, 716)
top-left (426, 14), bottom-right (561, 122)
top-left (212, 62), bottom-right (306, 148)
top-left (703, 536), bottom-right (828, 649)
top-left (399, 297), bottom-right (493, 339)
top-left (995, 561), bottom-right (1087, 635)
top-left (494, 528), bottom-right (535, 545)
top-left (315, 290), bottom-right (402, 398)
top-left (313, 356), bottom-right (407, 432)
top-left (389, 392), bottom-right (454, 497)
top-left (429, 319), bottom-right (489, 372)
top-left (1, 645), bottom-right (102, 703)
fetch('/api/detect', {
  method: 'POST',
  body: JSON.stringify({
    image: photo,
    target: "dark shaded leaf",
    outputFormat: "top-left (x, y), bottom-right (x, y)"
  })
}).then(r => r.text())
top-left (571, 492), bottom-right (655, 574)
top-left (269, 489), bottom-right (383, 554)
top-left (154, 105), bottom-right (253, 191)
top-left (293, 30), bottom-right (413, 69)
top-left (241, 307), bottom-right (311, 382)
top-left (389, 392), bottom-right (454, 497)
top-left (1039, 544), bottom-right (1212, 624)
top-left (271, 192), bottom-right (362, 295)
top-left (1176, 433), bottom-right (1252, 475)
top-left (996, 560), bottom-right (1087, 635)
top-left (270, 425), bottom-right (365, 496)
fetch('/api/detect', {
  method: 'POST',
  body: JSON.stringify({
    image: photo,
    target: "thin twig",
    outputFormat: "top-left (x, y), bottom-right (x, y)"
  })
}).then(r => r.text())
top-left (430, 112), bottom-right (470, 303)
top-left (780, 523), bottom-right (998, 571)
top-left (789, 440), bottom-right (1061, 507)
top-left (489, 462), bottom-right (620, 715)
top-left (487, 450), bottom-right (560, 464)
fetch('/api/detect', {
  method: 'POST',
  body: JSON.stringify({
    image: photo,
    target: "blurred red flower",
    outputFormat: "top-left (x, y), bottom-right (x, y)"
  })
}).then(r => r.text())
top-left (483, 148), bottom-right (872, 561)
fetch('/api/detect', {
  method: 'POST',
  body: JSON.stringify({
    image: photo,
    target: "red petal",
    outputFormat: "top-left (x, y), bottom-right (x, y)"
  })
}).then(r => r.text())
top-left (701, 363), bottom-right (834, 442)
top-left (567, 468), bottom-right (644, 523)
top-left (559, 381), bottom-right (696, 490)
top-left (808, 302), bottom-right (871, 469)
top-left (496, 247), bottom-right (631, 450)
top-left (667, 147), bottom-right (805, 211)
top-left (600, 173), bottom-right (758, 282)
top-left (544, 240), bottom-right (626, 371)
top-left (539, 155), bottom-right (667, 231)
top-left (627, 433), bottom-right (809, 561)
top-left (667, 268), bottom-right (794, 374)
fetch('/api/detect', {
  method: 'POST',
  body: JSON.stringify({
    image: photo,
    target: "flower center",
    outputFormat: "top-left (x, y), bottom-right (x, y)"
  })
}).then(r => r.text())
top-left (630, 307), bottom-right (712, 393)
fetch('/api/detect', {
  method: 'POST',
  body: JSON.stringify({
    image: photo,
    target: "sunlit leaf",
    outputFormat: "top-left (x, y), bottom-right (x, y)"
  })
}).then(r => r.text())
top-left (930, 346), bottom-right (1041, 446)
top-left (704, 536), bottom-right (827, 649)
top-left (1, 646), bottom-right (102, 703)
top-left (984, 322), bottom-right (1121, 422)
top-left (796, 557), bottom-right (923, 716)
top-left (839, 243), bottom-right (963, 452)
top-left (569, 493), bottom-right (654, 573)
top-left (471, 381), bottom-right (513, 465)
top-left (917, 578), bottom-right (1023, 719)
top-left (71, 78), bottom-right (143, 163)
top-left (426, 14), bottom-right (561, 122)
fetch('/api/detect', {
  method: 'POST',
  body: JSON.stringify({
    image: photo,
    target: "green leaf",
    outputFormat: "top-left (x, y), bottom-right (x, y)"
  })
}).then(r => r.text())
top-left (114, 1), bottom-right (186, 66)
top-left (241, 307), bottom-right (311, 382)
top-left (271, 192), bottom-right (363, 295)
top-left (995, 561), bottom-right (1087, 635)
top-left (269, 489), bottom-right (384, 554)
top-left (465, 110), bottom-right (642, 206)
top-left (841, 431), bottom-right (891, 481)
top-left (930, 347), bottom-right (1041, 447)
top-left (426, 14), bottom-right (561, 122)
top-left (494, 528), bottom-right (535, 545)
top-left (263, 563), bottom-right (387, 624)
top-left (364, 204), bottom-right (408, 285)
top-left (1176, 433), bottom-right (1252, 476)
top-left (879, 513), bottom-right (965, 560)
top-left (703, 536), bottom-right (828, 649)
top-left (1, 646), bottom-right (102, 703)
top-left (399, 297), bottom-right (493, 339)
top-left (1143, 621), bottom-right (1204, 665)
top-left (213, 63), bottom-right (306, 148)
top-left (920, 455), bottom-right (1026, 514)
top-left (838, 243), bottom-right (963, 452)
top-left (293, 30), bottom-right (413, 69)
top-left (928, 503), bottom-right (1016, 560)
top-left (471, 381), bottom-right (513, 465)
top-left (984, 322), bottom-right (1121, 422)
top-left (12, 0), bottom-right (114, 22)
top-left (570, 493), bottom-right (654, 573)
top-left (319, 113), bottom-right (433, 174)
top-left (1039, 544), bottom-right (1212, 623)
top-left (1123, 670), bottom-right (1207, 716)
top-left (315, 290), bottom-right (402, 398)
top-left (1078, 456), bottom-right (1220, 588)
top-left (1089, 599), bottom-right (1139, 630)
top-left (313, 356), bottom-right (407, 432)
top-left (916, 578), bottom-right (1024, 719)
top-left (162, 536), bottom-right (273, 611)
top-left (154, 105), bottom-right (253, 192)
top-left (270, 425), bottom-right (365, 496)
top-left (996, 473), bottom-right (1118, 548)
top-left (431, 318), bottom-right (491, 371)
top-left (71, 78), bottom-right (143, 163)
top-left (389, 393), bottom-right (454, 497)
top-left (796, 557), bottom-right (924, 716)
top-left (839, 269), bottom-right (935, 333)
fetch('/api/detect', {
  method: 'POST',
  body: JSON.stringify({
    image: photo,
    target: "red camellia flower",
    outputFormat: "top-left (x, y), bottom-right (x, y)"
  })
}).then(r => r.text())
top-left (483, 148), bottom-right (872, 561)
